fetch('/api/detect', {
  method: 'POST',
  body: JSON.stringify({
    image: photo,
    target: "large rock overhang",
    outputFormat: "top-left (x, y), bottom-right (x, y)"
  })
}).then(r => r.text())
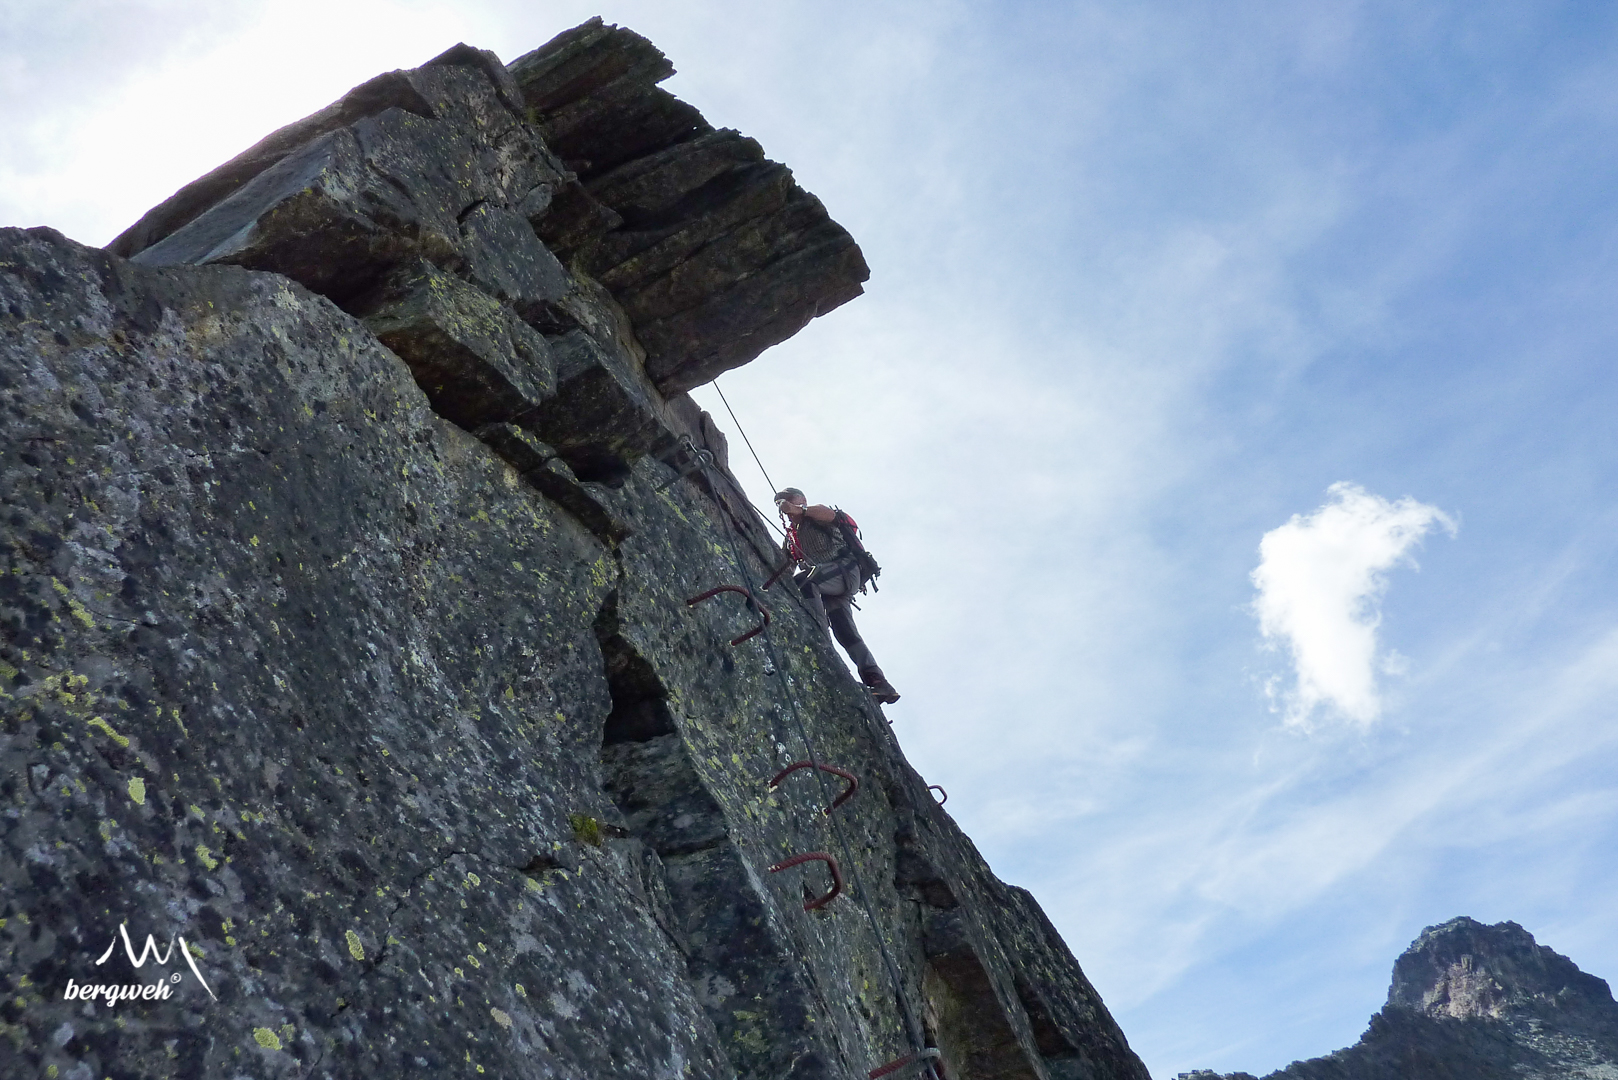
top-left (108, 21), bottom-right (870, 399)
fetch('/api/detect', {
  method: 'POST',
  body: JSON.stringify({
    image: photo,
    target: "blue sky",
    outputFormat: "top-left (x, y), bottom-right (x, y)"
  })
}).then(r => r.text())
top-left (6, 2), bottom-right (1617, 1075)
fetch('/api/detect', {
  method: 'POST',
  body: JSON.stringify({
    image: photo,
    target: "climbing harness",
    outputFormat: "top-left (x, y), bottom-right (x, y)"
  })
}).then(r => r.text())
top-left (685, 585), bottom-right (770, 645)
top-left (869, 1048), bottom-right (943, 1079)
top-left (770, 760), bottom-right (859, 814)
top-left (767, 851), bottom-right (844, 911)
top-left (781, 511), bottom-right (882, 596)
top-left (678, 450), bottom-right (944, 1080)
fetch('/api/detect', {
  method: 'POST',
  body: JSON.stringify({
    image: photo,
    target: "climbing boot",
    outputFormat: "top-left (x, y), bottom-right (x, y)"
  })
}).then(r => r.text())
top-left (859, 668), bottom-right (901, 705)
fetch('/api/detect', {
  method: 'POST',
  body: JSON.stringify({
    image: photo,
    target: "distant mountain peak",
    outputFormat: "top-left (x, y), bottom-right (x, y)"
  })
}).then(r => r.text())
top-left (1388, 916), bottom-right (1615, 1021)
top-left (1180, 917), bottom-right (1618, 1080)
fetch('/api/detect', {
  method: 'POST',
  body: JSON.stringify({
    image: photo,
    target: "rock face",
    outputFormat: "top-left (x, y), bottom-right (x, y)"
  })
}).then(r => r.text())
top-left (1182, 917), bottom-right (1618, 1080)
top-left (1, 21), bottom-right (1144, 1080)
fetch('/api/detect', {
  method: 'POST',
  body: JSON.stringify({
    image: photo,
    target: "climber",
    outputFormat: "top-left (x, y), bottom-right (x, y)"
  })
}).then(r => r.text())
top-left (773, 487), bottom-right (900, 705)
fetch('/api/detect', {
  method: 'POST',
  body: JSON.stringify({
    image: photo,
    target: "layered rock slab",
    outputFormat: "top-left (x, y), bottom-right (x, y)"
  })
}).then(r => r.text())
top-left (510, 19), bottom-right (871, 394)
top-left (113, 23), bottom-right (868, 399)
top-left (120, 55), bottom-right (553, 308)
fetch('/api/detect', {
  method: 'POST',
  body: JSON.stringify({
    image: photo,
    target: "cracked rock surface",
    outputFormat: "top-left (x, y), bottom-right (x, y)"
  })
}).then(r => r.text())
top-left (2, 19), bottom-right (1145, 1080)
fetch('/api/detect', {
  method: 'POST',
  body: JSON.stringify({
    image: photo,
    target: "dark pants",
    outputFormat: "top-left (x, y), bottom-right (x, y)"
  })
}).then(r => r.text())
top-left (799, 563), bottom-right (882, 678)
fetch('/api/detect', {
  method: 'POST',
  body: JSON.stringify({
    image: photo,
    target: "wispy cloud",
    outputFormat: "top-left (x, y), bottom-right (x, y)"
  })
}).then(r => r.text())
top-left (1253, 482), bottom-right (1455, 727)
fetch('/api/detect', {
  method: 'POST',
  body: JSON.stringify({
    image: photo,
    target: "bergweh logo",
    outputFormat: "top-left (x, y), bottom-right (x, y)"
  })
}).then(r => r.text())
top-left (62, 921), bottom-right (217, 1006)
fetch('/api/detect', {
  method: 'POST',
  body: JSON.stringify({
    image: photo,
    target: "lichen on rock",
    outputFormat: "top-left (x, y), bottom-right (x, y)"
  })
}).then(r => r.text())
top-left (1, 19), bottom-right (1147, 1080)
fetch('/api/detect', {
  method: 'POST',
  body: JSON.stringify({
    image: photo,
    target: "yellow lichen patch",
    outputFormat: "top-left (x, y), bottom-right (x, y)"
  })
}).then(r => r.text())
top-left (465, 872), bottom-right (481, 887)
top-left (51, 578), bottom-right (95, 628)
top-left (490, 1007), bottom-right (512, 1029)
top-left (127, 777), bottom-right (146, 805)
top-left (345, 929), bottom-right (365, 961)
top-left (514, 983), bottom-right (526, 997)
top-left (88, 716), bottom-right (130, 748)
top-left (195, 845), bottom-right (218, 871)
top-left (253, 1027), bottom-right (283, 1050)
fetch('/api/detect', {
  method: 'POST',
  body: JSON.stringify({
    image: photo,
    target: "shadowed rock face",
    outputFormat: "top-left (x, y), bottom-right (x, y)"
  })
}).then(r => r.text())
top-left (1181, 918), bottom-right (1618, 1080)
top-left (1, 20), bottom-right (1144, 1080)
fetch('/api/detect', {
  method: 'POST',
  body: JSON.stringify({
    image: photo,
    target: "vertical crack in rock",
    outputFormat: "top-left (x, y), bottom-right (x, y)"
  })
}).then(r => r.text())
top-left (593, 590), bottom-right (847, 1079)
top-left (921, 907), bottom-right (1044, 1080)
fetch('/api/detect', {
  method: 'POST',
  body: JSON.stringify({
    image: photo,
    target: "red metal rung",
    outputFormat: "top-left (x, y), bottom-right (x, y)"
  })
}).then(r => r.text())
top-left (686, 584), bottom-right (770, 645)
top-left (766, 851), bottom-right (843, 910)
top-left (768, 760), bottom-right (859, 813)
top-left (869, 1047), bottom-right (942, 1079)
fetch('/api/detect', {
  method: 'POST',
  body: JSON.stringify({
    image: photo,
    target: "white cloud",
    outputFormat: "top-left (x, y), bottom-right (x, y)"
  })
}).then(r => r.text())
top-left (1252, 482), bottom-right (1455, 727)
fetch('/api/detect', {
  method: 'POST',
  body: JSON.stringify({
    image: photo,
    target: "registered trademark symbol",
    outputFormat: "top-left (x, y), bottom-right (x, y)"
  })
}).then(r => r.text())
top-left (170, 973), bottom-right (181, 983)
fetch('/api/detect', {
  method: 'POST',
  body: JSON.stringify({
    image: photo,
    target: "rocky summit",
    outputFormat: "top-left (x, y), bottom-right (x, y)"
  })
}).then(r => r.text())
top-left (1181, 917), bottom-right (1618, 1080)
top-left (0, 19), bottom-right (1150, 1080)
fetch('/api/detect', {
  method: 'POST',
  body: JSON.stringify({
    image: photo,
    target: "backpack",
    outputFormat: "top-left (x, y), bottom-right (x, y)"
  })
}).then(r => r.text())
top-left (831, 509), bottom-right (882, 593)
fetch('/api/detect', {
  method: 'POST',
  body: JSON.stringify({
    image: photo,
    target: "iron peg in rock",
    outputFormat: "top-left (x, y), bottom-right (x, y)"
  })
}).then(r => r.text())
top-left (766, 851), bottom-right (843, 910)
top-left (768, 760), bottom-right (859, 814)
top-left (686, 584), bottom-right (770, 645)
top-left (869, 1047), bottom-right (943, 1079)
